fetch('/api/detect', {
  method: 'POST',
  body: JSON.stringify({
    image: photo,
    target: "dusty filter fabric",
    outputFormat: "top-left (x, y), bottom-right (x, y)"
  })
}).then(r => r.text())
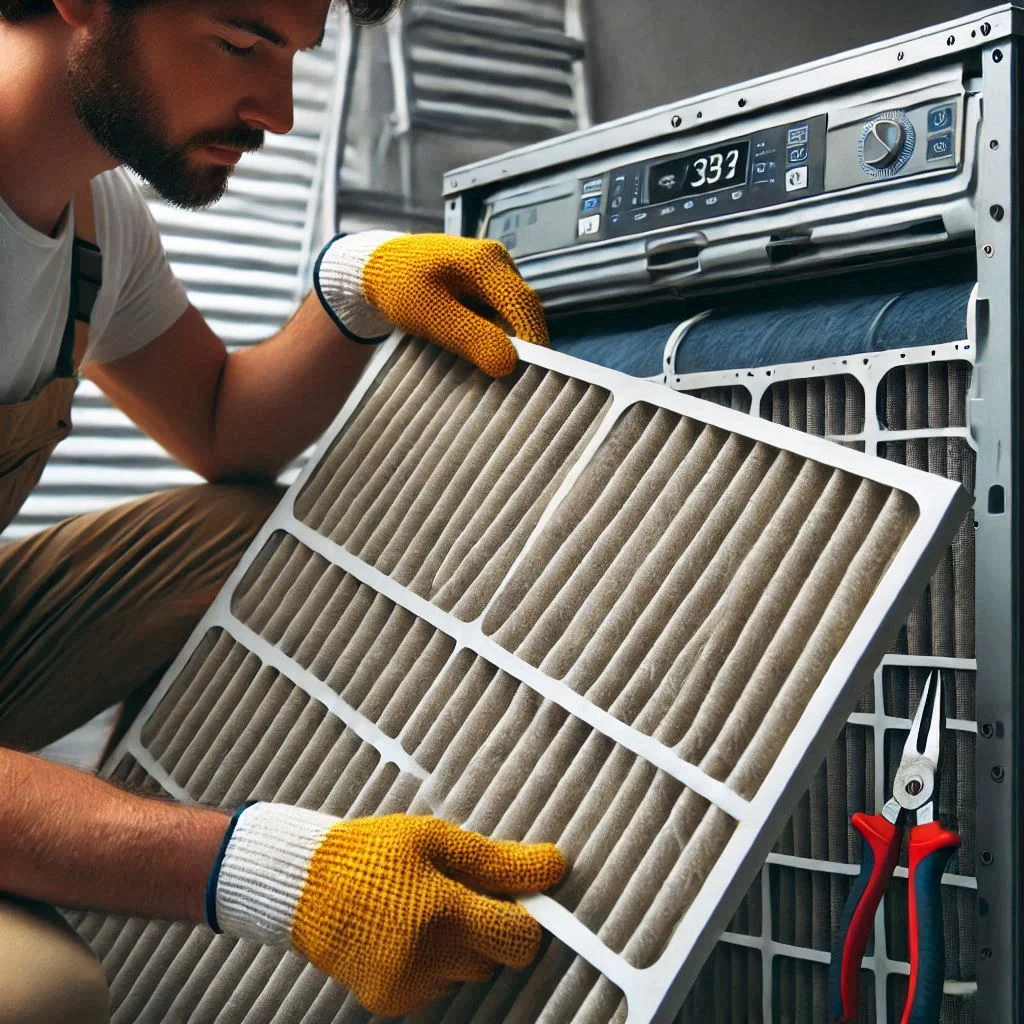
top-left (678, 353), bottom-right (977, 1023)
top-left (68, 337), bottom-right (967, 1023)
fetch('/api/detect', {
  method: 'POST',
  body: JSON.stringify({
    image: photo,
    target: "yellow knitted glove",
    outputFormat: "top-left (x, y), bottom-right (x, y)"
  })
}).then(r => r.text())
top-left (315, 231), bottom-right (550, 378)
top-left (210, 805), bottom-right (567, 1017)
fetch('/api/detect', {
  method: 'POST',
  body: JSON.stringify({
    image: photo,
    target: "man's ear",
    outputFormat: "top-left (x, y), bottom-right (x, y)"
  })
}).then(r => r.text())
top-left (50, 0), bottom-right (101, 29)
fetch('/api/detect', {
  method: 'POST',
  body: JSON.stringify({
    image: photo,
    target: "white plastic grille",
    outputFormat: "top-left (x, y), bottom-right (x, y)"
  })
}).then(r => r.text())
top-left (674, 340), bottom-right (978, 1023)
top-left (71, 337), bottom-right (968, 1024)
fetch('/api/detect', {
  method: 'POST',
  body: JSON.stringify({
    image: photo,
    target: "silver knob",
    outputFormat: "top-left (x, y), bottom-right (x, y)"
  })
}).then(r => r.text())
top-left (863, 118), bottom-right (906, 168)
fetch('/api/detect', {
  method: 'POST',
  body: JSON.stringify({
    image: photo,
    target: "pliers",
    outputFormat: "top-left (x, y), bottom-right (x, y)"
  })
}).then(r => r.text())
top-left (828, 671), bottom-right (960, 1024)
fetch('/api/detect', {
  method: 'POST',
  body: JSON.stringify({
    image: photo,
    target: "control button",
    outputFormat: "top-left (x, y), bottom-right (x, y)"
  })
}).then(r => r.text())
top-left (581, 196), bottom-right (601, 212)
top-left (862, 118), bottom-right (906, 168)
top-left (786, 145), bottom-right (808, 165)
top-left (927, 106), bottom-right (954, 133)
top-left (785, 166), bottom-right (808, 191)
top-left (683, 200), bottom-right (695, 210)
top-left (753, 160), bottom-right (776, 175)
top-left (788, 125), bottom-right (809, 146)
top-left (660, 205), bottom-right (676, 216)
top-left (610, 213), bottom-right (621, 225)
top-left (705, 196), bottom-right (718, 206)
top-left (731, 189), bottom-right (745, 200)
top-left (577, 214), bottom-right (600, 237)
top-left (612, 180), bottom-right (624, 197)
top-left (610, 196), bottom-right (623, 209)
top-left (582, 177), bottom-right (603, 194)
top-left (927, 132), bottom-right (954, 160)
top-left (632, 211), bottom-right (648, 222)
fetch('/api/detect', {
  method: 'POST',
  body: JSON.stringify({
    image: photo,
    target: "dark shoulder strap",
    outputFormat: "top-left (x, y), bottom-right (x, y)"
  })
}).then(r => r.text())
top-left (56, 181), bottom-right (104, 377)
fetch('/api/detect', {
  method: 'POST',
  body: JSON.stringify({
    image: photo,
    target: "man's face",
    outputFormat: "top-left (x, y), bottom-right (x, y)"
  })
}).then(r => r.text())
top-left (65, 1), bottom-right (331, 208)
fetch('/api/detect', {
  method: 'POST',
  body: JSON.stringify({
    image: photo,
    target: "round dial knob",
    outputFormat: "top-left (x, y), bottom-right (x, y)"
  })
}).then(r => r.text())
top-left (863, 119), bottom-right (906, 168)
top-left (858, 110), bottom-right (916, 178)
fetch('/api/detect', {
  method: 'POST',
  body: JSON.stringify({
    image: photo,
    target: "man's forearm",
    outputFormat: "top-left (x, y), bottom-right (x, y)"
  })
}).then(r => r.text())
top-left (0, 747), bottom-right (228, 922)
top-left (211, 293), bottom-right (377, 481)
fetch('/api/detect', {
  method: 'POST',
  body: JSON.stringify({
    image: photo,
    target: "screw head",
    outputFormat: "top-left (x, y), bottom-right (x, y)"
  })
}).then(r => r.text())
top-left (981, 21), bottom-right (992, 35)
top-left (947, 34), bottom-right (956, 45)
top-left (897, 50), bottom-right (905, 61)
top-left (984, 244), bottom-right (995, 257)
top-left (994, 48), bottom-right (1004, 63)
top-left (981, 722), bottom-right (995, 738)
top-left (981, 947), bottom-right (993, 960)
top-left (981, 850), bottom-right (994, 865)
top-left (990, 139), bottom-right (1000, 149)
top-left (671, 114), bottom-right (682, 128)
top-left (992, 765), bottom-right (1006, 782)
top-left (905, 777), bottom-right (924, 796)
top-left (990, 204), bottom-right (1004, 221)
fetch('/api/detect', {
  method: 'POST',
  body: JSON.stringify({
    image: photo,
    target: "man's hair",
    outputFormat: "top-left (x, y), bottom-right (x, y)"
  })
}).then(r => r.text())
top-left (0, 0), bottom-right (400, 25)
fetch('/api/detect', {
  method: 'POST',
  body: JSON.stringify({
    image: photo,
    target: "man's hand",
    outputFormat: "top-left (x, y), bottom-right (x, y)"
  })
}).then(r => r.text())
top-left (314, 231), bottom-right (550, 378)
top-left (210, 804), bottom-right (567, 1016)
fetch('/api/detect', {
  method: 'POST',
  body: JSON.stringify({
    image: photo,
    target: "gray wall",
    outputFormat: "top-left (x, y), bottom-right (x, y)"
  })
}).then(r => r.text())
top-left (583, 0), bottom-right (985, 123)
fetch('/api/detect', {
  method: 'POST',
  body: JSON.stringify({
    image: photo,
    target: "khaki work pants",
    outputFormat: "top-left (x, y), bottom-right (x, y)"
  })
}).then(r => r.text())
top-left (0, 482), bottom-right (280, 1023)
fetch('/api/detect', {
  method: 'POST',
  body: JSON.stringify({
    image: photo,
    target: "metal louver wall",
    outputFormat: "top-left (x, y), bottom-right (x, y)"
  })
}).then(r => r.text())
top-left (1, 14), bottom-right (343, 542)
top-left (674, 338), bottom-right (978, 1023)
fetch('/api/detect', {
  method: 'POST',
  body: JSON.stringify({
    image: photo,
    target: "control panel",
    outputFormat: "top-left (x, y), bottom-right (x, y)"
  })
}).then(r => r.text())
top-left (484, 94), bottom-right (962, 260)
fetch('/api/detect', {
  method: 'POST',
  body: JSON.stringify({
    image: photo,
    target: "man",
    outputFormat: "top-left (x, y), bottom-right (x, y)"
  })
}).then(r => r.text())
top-left (0, 1), bottom-right (564, 1020)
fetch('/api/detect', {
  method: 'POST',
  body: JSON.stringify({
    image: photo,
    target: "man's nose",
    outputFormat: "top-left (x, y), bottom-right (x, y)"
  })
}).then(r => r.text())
top-left (238, 67), bottom-right (295, 135)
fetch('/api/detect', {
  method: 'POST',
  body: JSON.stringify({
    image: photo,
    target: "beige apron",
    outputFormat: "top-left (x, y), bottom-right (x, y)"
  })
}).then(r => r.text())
top-left (0, 183), bottom-right (282, 1024)
top-left (0, 184), bottom-right (100, 534)
top-left (0, 184), bottom-right (282, 752)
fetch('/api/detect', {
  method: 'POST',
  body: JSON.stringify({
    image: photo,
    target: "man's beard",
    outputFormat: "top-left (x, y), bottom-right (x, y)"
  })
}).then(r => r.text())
top-left (64, 14), bottom-right (263, 209)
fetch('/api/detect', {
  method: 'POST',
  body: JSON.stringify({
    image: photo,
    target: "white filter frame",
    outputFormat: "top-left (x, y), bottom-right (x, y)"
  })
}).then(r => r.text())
top-left (107, 334), bottom-right (970, 1023)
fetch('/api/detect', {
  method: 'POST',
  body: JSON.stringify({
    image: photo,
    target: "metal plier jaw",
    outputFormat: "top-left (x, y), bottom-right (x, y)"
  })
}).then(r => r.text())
top-left (828, 672), bottom-right (960, 1024)
top-left (882, 669), bottom-right (944, 827)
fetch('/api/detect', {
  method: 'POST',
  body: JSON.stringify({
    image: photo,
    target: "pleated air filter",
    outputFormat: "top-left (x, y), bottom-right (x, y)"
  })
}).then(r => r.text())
top-left (73, 337), bottom-right (969, 1024)
top-left (674, 339), bottom-right (978, 1022)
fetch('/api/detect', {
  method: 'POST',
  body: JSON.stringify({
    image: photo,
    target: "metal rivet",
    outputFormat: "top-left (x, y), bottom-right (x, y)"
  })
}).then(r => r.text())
top-left (671, 115), bottom-right (682, 128)
top-left (897, 50), bottom-right (905, 61)
top-left (990, 204), bottom-right (1004, 221)
top-left (981, 21), bottom-right (992, 35)
top-left (994, 48), bottom-right (1004, 62)
top-left (992, 765), bottom-right (1006, 782)
top-left (981, 722), bottom-right (995, 738)
top-left (906, 778), bottom-right (924, 796)
top-left (947, 34), bottom-right (956, 45)
top-left (984, 244), bottom-right (995, 257)
top-left (981, 850), bottom-right (994, 865)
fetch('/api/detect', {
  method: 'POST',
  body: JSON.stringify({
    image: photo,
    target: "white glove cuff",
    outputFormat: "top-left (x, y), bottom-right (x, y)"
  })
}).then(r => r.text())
top-left (213, 802), bottom-right (336, 945)
top-left (314, 230), bottom-right (403, 343)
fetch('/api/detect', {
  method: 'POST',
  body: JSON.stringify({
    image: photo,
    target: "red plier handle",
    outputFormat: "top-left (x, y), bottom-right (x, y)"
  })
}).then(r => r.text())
top-left (829, 812), bottom-right (901, 1021)
top-left (828, 814), bottom-right (960, 1023)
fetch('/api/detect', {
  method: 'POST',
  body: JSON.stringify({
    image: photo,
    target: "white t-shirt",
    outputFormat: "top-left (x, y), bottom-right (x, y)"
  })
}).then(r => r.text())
top-left (0, 168), bottom-right (190, 405)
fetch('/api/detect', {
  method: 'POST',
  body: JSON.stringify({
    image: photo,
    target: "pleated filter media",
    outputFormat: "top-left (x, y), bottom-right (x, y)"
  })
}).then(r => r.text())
top-left (69, 337), bottom-right (969, 1024)
top-left (674, 339), bottom-right (978, 1023)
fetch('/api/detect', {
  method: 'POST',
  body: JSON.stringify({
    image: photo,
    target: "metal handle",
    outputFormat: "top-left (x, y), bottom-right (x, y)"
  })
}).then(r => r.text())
top-left (644, 231), bottom-right (708, 277)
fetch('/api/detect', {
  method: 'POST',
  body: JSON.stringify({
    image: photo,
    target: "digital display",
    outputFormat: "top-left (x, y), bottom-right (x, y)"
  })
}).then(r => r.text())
top-left (484, 194), bottom-right (578, 258)
top-left (647, 141), bottom-right (750, 203)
